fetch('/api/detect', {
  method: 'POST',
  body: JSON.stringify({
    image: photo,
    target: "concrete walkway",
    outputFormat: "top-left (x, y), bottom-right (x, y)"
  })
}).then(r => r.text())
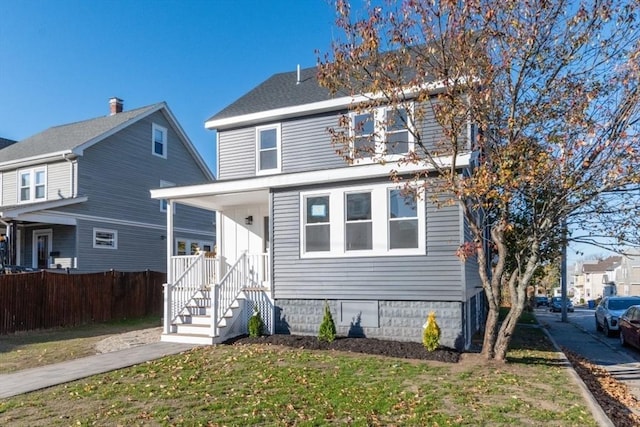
top-left (0, 342), bottom-right (195, 399)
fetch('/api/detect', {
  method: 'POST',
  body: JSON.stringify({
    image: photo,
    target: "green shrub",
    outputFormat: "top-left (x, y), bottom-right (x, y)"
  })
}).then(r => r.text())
top-left (318, 301), bottom-right (337, 342)
top-left (422, 311), bottom-right (441, 352)
top-left (248, 309), bottom-right (265, 337)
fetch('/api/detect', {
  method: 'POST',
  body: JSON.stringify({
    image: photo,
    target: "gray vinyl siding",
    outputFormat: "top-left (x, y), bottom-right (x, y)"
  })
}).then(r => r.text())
top-left (1, 161), bottom-right (71, 206)
top-left (46, 161), bottom-right (72, 199)
top-left (217, 103), bottom-right (452, 180)
top-left (21, 224), bottom-right (76, 269)
top-left (61, 110), bottom-right (214, 234)
top-left (75, 219), bottom-right (165, 272)
top-left (462, 212), bottom-right (482, 297)
top-left (281, 114), bottom-right (346, 173)
top-left (272, 185), bottom-right (464, 301)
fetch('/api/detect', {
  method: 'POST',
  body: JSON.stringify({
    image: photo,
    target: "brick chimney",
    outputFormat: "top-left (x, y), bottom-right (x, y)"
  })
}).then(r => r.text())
top-left (109, 97), bottom-right (123, 115)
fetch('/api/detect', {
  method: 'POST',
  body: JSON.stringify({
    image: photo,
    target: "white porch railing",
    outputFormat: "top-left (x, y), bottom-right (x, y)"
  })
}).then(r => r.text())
top-left (164, 251), bottom-right (270, 338)
top-left (211, 252), bottom-right (270, 337)
top-left (163, 252), bottom-right (219, 332)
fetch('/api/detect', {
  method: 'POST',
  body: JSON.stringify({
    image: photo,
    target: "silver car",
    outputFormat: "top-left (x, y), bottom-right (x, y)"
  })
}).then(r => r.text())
top-left (595, 296), bottom-right (640, 337)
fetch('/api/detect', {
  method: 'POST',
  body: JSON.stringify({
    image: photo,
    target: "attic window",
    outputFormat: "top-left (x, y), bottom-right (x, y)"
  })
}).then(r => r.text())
top-left (152, 123), bottom-right (167, 159)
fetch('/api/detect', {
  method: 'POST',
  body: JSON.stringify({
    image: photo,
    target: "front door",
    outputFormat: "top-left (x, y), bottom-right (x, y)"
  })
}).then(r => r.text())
top-left (32, 229), bottom-right (52, 269)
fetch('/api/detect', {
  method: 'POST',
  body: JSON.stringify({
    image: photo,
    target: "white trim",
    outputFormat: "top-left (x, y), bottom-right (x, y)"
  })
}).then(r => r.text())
top-left (255, 123), bottom-right (282, 175)
top-left (32, 228), bottom-right (53, 268)
top-left (18, 213), bottom-right (77, 226)
top-left (151, 153), bottom-right (471, 207)
top-left (0, 150), bottom-right (74, 171)
top-left (204, 80), bottom-right (448, 130)
top-left (349, 104), bottom-right (416, 164)
top-left (0, 172), bottom-right (3, 205)
top-left (299, 182), bottom-right (425, 258)
top-left (152, 123), bottom-right (168, 159)
top-left (93, 227), bottom-right (118, 249)
top-left (0, 196), bottom-right (88, 218)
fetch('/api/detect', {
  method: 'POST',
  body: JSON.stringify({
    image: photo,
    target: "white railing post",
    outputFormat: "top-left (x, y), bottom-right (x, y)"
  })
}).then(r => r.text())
top-left (212, 283), bottom-right (220, 337)
top-left (163, 282), bottom-right (171, 334)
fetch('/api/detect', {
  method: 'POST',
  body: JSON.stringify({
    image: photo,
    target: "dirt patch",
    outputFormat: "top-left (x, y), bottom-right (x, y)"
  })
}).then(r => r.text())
top-left (94, 327), bottom-right (162, 353)
top-left (225, 334), bottom-right (461, 363)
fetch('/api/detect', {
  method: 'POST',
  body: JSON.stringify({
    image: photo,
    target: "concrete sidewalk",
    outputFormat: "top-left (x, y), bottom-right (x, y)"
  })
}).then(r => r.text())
top-left (0, 342), bottom-right (195, 399)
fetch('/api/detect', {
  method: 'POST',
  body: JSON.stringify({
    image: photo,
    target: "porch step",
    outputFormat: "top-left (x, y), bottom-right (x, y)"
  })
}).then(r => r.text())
top-left (161, 332), bottom-right (217, 345)
top-left (175, 322), bottom-right (211, 336)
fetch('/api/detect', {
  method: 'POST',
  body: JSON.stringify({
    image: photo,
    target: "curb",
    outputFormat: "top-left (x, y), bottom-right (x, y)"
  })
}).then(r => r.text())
top-left (539, 324), bottom-right (614, 427)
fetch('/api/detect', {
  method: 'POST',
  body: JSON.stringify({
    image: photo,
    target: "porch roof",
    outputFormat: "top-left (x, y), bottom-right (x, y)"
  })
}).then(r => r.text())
top-left (151, 153), bottom-right (471, 211)
top-left (0, 196), bottom-right (88, 223)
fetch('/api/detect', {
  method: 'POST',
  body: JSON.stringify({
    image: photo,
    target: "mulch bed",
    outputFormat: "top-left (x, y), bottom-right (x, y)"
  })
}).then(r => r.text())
top-left (225, 334), bottom-right (460, 363)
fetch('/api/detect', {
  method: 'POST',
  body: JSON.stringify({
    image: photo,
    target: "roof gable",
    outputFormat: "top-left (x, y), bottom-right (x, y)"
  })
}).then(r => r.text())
top-left (0, 104), bottom-right (161, 164)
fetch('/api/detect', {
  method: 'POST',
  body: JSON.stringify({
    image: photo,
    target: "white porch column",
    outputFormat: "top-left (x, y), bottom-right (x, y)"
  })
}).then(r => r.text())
top-left (163, 200), bottom-right (174, 335)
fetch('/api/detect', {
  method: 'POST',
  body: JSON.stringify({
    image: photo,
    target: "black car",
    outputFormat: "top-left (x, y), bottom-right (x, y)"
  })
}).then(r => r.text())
top-left (535, 296), bottom-right (549, 307)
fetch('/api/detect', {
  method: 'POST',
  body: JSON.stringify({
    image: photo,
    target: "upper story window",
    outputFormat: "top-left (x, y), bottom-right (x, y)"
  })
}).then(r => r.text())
top-left (152, 123), bottom-right (168, 159)
top-left (159, 180), bottom-right (175, 212)
top-left (350, 105), bottom-right (414, 160)
top-left (18, 167), bottom-right (46, 202)
top-left (256, 124), bottom-right (281, 174)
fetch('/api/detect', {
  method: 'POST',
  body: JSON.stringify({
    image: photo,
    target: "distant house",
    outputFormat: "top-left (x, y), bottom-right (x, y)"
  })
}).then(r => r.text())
top-left (153, 66), bottom-right (485, 349)
top-left (573, 256), bottom-right (623, 299)
top-left (0, 98), bottom-right (215, 272)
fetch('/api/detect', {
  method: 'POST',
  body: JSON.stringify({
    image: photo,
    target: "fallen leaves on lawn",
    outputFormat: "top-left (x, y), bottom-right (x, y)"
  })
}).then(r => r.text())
top-left (563, 347), bottom-right (640, 427)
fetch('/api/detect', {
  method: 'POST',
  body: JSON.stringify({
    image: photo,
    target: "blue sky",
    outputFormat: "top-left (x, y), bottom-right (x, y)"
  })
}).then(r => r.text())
top-left (0, 0), bottom-right (605, 263)
top-left (0, 0), bottom-right (340, 173)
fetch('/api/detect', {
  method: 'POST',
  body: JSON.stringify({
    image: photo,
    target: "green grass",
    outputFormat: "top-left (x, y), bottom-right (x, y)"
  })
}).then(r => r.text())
top-left (0, 316), bottom-right (161, 373)
top-left (0, 321), bottom-right (597, 426)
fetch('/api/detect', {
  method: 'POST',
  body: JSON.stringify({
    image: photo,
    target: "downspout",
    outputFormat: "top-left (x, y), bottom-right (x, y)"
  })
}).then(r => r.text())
top-left (62, 153), bottom-right (76, 198)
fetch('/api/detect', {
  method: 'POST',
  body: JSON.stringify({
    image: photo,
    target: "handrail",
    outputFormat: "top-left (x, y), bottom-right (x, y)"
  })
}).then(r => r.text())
top-left (163, 252), bottom-right (219, 333)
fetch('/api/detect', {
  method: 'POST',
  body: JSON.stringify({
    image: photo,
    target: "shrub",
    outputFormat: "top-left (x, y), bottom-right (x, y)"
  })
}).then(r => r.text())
top-left (422, 311), bottom-right (441, 352)
top-left (318, 301), bottom-right (337, 342)
top-left (248, 309), bottom-right (265, 337)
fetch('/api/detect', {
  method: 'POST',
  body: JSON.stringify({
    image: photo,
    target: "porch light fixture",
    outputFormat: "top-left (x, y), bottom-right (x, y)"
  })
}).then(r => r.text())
top-left (244, 215), bottom-right (253, 225)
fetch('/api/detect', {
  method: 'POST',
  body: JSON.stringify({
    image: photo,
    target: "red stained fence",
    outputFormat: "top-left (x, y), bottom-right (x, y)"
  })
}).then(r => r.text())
top-left (0, 270), bottom-right (165, 335)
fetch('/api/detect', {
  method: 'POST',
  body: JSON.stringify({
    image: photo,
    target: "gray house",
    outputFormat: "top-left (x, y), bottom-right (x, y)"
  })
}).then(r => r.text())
top-left (0, 98), bottom-right (215, 272)
top-left (153, 67), bottom-right (485, 349)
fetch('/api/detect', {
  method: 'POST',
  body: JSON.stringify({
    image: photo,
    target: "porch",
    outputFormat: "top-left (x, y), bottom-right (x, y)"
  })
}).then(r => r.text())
top-left (161, 250), bottom-right (273, 345)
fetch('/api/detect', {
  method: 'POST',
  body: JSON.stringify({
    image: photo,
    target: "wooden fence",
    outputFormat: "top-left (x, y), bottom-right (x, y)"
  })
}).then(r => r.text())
top-left (0, 270), bottom-right (165, 335)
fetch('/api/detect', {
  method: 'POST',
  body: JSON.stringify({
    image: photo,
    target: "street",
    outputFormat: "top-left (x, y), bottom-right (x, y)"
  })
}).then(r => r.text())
top-left (536, 306), bottom-right (640, 402)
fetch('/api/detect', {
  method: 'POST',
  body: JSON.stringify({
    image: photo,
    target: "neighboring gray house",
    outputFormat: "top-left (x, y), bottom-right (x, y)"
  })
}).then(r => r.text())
top-left (0, 98), bottom-right (215, 272)
top-left (153, 66), bottom-right (485, 349)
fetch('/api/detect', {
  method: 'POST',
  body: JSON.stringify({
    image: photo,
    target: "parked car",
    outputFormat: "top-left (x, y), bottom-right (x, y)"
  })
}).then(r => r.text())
top-left (535, 296), bottom-right (550, 307)
top-left (549, 297), bottom-right (574, 313)
top-left (618, 305), bottom-right (640, 349)
top-left (595, 296), bottom-right (640, 337)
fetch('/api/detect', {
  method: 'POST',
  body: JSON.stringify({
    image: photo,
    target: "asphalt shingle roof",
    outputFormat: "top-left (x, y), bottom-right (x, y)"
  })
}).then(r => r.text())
top-left (206, 66), bottom-right (337, 122)
top-left (0, 104), bottom-right (161, 163)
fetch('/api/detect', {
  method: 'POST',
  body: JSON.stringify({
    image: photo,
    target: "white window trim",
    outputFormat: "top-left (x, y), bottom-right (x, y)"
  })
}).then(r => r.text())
top-left (152, 123), bottom-right (168, 159)
top-left (17, 166), bottom-right (47, 203)
top-left (349, 104), bottom-right (415, 164)
top-left (93, 228), bottom-right (118, 250)
top-left (300, 182), bottom-right (425, 258)
top-left (159, 180), bottom-right (175, 213)
top-left (255, 123), bottom-right (282, 175)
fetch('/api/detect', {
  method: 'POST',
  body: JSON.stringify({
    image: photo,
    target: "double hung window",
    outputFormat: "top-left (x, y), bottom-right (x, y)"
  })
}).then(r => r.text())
top-left (304, 195), bottom-right (330, 252)
top-left (18, 167), bottom-right (46, 202)
top-left (152, 123), bottom-right (167, 158)
top-left (345, 192), bottom-right (372, 251)
top-left (256, 124), bottom-right (281, 174)
top-left (388, 189), bottom-right (419, 249)
top-left (350, 105), bottom-right (413, 159)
